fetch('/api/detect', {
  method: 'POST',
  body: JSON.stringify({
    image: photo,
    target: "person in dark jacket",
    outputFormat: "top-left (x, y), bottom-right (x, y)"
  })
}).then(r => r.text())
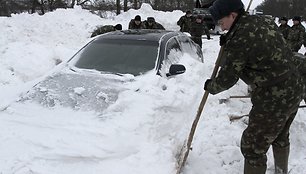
top-left (143, 17), bottom-right (165, 30)
top-left (177, 10), bottom-right (194, 32)
top-left (90, 24), bottom-right (122, 37)
top-left (128, 15), bottom-right (145, 29)
top-left (205, 0), bottom-right (305, 173)
top-left (278, 16), bottom-right (290, 40)
top-left (189, 15), bottom-right (211, 48)
top-left (288, 16), bottom-right (305, 52)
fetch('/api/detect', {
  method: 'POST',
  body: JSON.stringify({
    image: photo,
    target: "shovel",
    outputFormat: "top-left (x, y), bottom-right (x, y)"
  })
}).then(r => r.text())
top-left (219, 95), bottom-right (250, 104)
top-left (229, 105), bottom-right (306, 122)
top-left (175, 46), bottom-right (224, 174)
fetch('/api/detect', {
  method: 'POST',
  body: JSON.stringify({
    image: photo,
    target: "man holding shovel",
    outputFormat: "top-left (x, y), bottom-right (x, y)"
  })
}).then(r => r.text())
top-left (204, 0), bottom-right (305, 173)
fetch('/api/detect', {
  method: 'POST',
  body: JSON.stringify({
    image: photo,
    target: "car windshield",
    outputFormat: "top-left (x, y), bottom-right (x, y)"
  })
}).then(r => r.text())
top-left (72, 38), bottom-right (159, 76)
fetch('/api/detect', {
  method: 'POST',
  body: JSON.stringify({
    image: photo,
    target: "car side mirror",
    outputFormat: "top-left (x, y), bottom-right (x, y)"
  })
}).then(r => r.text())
top-left (166, 64), bottom-right (186, 77)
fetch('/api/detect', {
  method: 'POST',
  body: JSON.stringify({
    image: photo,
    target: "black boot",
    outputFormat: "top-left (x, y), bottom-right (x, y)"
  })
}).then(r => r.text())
top-left (273, 145), bottom-right (289, 174)
top-left (244, 160), bottom-right (266, 174)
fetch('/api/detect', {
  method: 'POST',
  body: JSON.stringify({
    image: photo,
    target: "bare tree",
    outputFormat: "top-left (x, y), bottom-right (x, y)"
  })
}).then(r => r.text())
top-left (116, 0), bottom-right (120, 14)
top-left (133, 0), bottom-right (138, 9)
top-left (0, 0), bottom-right (10, 16)
top-left (70, 0), bottom-right (76, 7)
top-left (31, 0), bottom-right (45, 14)
top-left (1, 0), bottom-right (224, 17)
top-left (124, 0), bottom-right (128, 11)
top-left (256, 0), bottom-right (305, 18)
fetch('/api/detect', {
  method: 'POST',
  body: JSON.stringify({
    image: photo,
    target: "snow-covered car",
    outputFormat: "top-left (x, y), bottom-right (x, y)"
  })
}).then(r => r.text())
top-left (22, 29), bottom-right (203, 112)
top-left (2, 29), bottom-right (206, 173)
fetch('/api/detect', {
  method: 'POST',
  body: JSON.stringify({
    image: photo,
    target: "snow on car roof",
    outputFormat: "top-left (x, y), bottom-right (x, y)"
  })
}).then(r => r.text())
top-left (95, 29), bottom-right (181, 42)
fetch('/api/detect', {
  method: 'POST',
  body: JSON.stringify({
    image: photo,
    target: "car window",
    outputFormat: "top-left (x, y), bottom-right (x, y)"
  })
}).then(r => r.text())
top-left (177, 36), bottom-right (204, 62)
top-left (178, 36), bottom-right (193, 53)
top-left (159, 37), bottom-right (182, 76)
top-left (165, 37), bottom-right (181, 60)
top-left (72, 39), bottom-right (159, 76)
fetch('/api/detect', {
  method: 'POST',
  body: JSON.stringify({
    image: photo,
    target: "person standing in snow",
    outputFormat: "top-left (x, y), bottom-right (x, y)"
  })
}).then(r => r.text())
top-left (90, 24), bottom-right (122, 37)
top-left (278, 17), bottom-right (290, 40)
top-left (189, 15), bottom-right (211, 48)
top-left (177, 10), bottom-right (194, 32)
top-left (204, 0), bottom-right (305, 173)
top-left (287, 16), bottom-right (305, 52)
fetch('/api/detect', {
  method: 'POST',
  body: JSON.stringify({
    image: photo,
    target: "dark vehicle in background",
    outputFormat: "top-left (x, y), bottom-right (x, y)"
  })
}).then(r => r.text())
top-left (192, 8), bottom-right (215, 30)
top-left (193, 0), bottom-right (217, 31)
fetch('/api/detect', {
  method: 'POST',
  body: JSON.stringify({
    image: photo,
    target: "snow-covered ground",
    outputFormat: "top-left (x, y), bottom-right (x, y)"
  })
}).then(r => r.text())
top-left (0, 3), bottom-right (306, 174)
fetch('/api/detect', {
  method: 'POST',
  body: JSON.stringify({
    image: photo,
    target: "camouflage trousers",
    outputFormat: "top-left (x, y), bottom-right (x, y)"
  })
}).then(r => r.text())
top-left (241, 75), bottom-right (304, 167)
top-left (190, 36), bottom-right (202, 48)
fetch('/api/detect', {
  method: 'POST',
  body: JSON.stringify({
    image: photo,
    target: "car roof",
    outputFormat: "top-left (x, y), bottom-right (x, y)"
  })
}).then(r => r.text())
top-left (94, 29), bottom-right (181, 42)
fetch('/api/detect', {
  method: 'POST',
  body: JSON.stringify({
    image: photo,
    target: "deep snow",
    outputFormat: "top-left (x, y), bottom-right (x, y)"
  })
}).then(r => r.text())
top-left (0, 3), bottom-right (306, 174)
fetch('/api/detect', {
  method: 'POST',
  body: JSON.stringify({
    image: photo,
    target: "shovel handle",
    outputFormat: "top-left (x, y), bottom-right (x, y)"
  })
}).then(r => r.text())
top-left (229, 114), bottom-right (249, 122)
top-left (210, 46), bottom-right (224, 79)
top-left (230, 105), bottom-right (306, 121)
top-left (176, 46), bottom-right (225, 174)
top-left (229, 95), bottom-right (250, 99)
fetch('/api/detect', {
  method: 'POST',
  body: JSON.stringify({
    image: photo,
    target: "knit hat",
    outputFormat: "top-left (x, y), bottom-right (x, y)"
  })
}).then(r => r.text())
top-left (147, 17), bottom-right (155, 23)
top-left (114, 24), bottom-right (122, 30)
top-left (196, 15), bottom-right (203, 20)
top-left (134, 15), bottom-right (141, 21)
top-left (279, 16), bottom-right (288, 22)
top-left (292, 16), bottom-right (301, 22)
top-left (209, 0), bottom-right (244, 22)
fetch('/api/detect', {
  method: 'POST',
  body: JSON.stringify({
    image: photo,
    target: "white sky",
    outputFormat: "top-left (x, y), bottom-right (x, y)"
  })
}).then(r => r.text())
top-left (242, 0), bottom-right (264, 9)
top-left (0, 3), bottom-right (305, 174)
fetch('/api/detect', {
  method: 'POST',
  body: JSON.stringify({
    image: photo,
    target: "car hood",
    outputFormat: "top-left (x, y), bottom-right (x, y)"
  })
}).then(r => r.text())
top-left (23, 70), bottom-right (132, 113)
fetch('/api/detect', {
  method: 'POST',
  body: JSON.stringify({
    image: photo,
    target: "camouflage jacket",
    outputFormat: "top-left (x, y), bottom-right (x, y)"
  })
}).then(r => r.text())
top-left (91, 25), bottom-right (115, 37)
top-left (292, 52), bottom-right (306, 98)
top-left (177, 15), bottom-right (194, 32)
top-left (278, 24), bottom-right (290, 40)
top-left (287, 24), bottom-right (305, 52)
top-left (206, 14), bottom-right (297, 95)
top-left (292, 52), bottom-right (306, 75)
top-left (189, 21), bottom-right (210, 38)
top-left (143, 21), bottom-right (165, 30)
top-left (128, 19), bottom-right (145, 29)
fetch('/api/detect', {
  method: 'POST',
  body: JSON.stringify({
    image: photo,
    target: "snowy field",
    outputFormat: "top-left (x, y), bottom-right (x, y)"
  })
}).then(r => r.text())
top-left (0, 3), bottom-right (306, 174)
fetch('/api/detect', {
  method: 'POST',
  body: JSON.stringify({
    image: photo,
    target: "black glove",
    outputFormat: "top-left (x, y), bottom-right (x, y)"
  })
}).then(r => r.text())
top-left (204, 79), bottom-right (212, 90)
top-left (219, 34), bottom-right (227, 46)
top-left (207, 36), bottom-right (211, 40)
